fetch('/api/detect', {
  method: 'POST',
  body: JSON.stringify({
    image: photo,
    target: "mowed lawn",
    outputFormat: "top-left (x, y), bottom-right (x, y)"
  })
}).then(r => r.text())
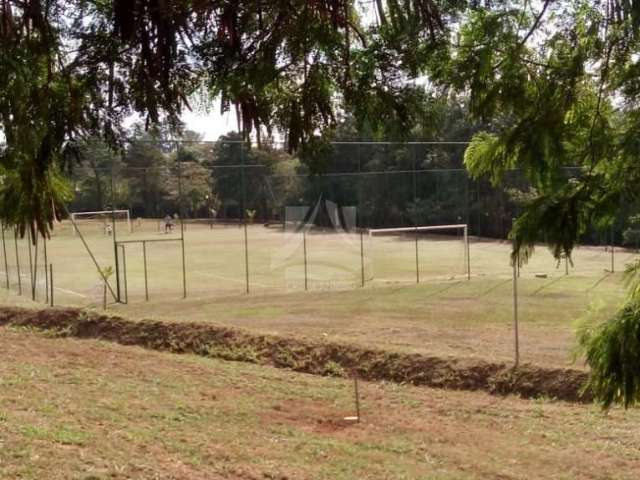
top-left (0, 327), bottom-right (639, 480)
top-left (3, 222), bottom-right (635, 304)
top-left (1, 223), bottom-right (636, 368)
top-left (112, 273), bottom-right (628, 369)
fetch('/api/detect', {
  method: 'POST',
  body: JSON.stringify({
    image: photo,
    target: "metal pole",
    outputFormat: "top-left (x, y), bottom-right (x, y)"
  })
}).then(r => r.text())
top-left (49, 264), bottom-right (54, 307)
top-left (64, 204), bottom-right (118, 301)
top-left (32, 232), bottom-right (38, 301)
top-left (512, 218), bottom-right (520, 368)
top-left (14, 230), bottom-right (21, 295)
top-left (415, 227), bottom-right (420, 283)
top-left (27, 229), bottom-right (34, 300)
top-left (43, 235), bottom-right (48, 303)
top-left (143, 240), bottom-right (149, 301)
top-left (111, 170), bottom-right (121, 302)
top-left (303, 229), bottom-right (308, 291)
top-left (177, 157), bottom-right (187, 299)
top-left (413, 146), bottom-right (419, 284)
top-left (120, 244), bottom-right (128, 304)
top-left (512, 222), bottom-right (520, 368)
top-left (243, 222), bottom-right (249, 294)
top-left (464, 225), bottom-right (470, 280)
top-left (241, 142), bottom-right (250, 294)
top-left (354, 376), bottom-right (361, 422)
top-left (1, 223), bottom-right (9, 289)
top-left (181, 235), bottom-right (187, 298)
top-left (360, 230), bottom-right (365, 287)
top-left (611, 224), bottom-right (615, 273)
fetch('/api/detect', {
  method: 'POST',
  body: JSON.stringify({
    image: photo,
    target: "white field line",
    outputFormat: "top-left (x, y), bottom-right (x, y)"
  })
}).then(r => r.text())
top-left (192, 270), bottom-right (271, 288)
top-left (0, 271), bottom-right (88, 298)
top-left (54, 287), bottom-right (88, 298)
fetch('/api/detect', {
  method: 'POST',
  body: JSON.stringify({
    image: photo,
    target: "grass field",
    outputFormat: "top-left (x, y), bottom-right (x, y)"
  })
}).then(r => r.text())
top-left (1, 326), bottom-right (639, 480)
top-left (3, 220), bottom-right (635, 302)
top-left (1, 221), bottom-right (636, 369)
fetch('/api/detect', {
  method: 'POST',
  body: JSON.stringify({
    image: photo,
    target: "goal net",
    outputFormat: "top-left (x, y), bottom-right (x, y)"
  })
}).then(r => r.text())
top-left (368, 224), bottom-right (470, 283)
top-left (69, 210), bottom-right (132, 236)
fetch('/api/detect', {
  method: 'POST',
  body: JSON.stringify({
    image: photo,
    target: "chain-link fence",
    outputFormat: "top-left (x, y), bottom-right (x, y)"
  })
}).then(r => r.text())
top-left (2, 141), bottom-right (639, 308)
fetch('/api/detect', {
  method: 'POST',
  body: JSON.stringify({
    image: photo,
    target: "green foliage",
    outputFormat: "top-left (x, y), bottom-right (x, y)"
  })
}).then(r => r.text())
top-left (464, 132), bottom-right (512, 186)
top-left (576, 300), bottom-right (640, 409)
top-left (453, 2), bottom-right (640, 269)
top-left (245, 209), bottom-right (257, 223)
top-left (0, 163), bottom-right (72, 238)
top-left (100, 266), bottom-right (115, 280)
top-left (323, 360), bottom-right (345, 377)
top-left (624, 260), bottom-right (640, 300)
top-left (622, 214), bottom-right (640, 247)
top-left (441, 1), bottom-right (640, 408)
top-left (1, 0), bottom-right (468, 236)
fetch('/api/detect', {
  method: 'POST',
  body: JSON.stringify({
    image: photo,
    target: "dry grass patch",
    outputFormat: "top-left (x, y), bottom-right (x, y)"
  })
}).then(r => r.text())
top-left (1, 327), bottom-right (639, 479)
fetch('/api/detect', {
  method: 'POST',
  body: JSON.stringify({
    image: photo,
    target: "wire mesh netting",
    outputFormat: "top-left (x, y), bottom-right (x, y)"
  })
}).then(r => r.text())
top-left (2, 141), bottom-right (639, 308)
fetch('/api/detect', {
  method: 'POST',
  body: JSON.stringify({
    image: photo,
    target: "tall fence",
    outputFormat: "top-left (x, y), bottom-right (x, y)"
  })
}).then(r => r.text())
top-left (2, 141), bottom-right (639, 307)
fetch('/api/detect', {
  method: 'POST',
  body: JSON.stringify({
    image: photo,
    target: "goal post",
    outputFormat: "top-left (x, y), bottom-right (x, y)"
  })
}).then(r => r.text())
top-left (70, 210), bottom-right (132, 235)
top-left (368, 224), bottom-right (471, 281)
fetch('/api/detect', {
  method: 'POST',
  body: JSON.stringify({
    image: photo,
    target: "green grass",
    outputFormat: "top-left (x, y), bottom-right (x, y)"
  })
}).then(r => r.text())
top-left (1, 327), bottom-right (639, 479)
top-left (1, 222), bottom-right (636, 368)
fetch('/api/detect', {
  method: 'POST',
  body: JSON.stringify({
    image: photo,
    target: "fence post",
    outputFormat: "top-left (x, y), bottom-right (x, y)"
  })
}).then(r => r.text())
top-left (513, 257), bottom-right (520, 368)
top-left (143, 240), bottom-right (149, 301)
top-left (49, 264), bottom-right (54, 307)
top-left (32, 232), bottom-right (38, 301)
top-left (512, 218), bottom-right (520, 368)
top-left (14, 229), bottom-right (22, 295)
top-left (413, 145), bottom-right (419, 284)
top-left (27, 229), bottom-right (34, 300)
top-left (303, 229), bottom-right (308, 291)
top-left (120, 244), bottom-right (128, 304)
top-left (360, 230), bottom-right (365, 287)
top-left (354, 376), bottom-right (361, 422)
top-left (177, 156), bottom-right (187, 299)
top-left (1, 223), bottom-right (9, 289)
top-left (241, 142), bottom-right (250, 294)
top-left (43, 235), bottom-right (48, 303)
top-left (611, 224), bottom-right (615, 273)
top-left (111, 170), bottom-right (121, 303)
top-left (464, 225), bottom-right (470, 280)
top-left (414, 227), bottom-right (420, 284)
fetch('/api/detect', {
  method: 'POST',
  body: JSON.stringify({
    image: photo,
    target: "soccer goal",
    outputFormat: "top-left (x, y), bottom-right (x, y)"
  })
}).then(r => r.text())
top-left (368, 224), bottom-right (471, 282)
top-left (70, 210), bottom-right (132, 236)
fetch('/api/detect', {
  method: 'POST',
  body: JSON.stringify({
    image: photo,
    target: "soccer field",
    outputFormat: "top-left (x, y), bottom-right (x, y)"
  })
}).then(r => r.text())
top-left (5, 220), bottom-right (635, 302)
top-left (1, 220), bottom-right (636, 369)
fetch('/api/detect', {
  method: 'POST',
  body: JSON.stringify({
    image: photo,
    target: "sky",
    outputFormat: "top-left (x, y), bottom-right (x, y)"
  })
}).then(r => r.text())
top-left (181, 108), bottom-right (239, 141)
top-left (178, 0), bottom-right (376, 141)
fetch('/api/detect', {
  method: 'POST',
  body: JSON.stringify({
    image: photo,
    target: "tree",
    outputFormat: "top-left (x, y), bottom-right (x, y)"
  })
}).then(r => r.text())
top-left (208, 132), bottom-right (300, 221)
top-left (121, 130), bottom-right (171, 218)
top-left (1, 0), bottom-right (458, 236)
top-left (70, 138), bottom-right (121, 212)
top-left (435, 1), bottom-right (640, 407)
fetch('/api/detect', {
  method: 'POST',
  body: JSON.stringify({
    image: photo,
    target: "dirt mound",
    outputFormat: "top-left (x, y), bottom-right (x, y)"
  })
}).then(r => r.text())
top-left (0, 306), bottom-right (591, 402)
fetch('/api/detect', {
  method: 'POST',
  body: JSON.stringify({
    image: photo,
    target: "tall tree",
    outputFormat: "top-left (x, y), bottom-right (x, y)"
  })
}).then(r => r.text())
top-left (438, 1), bottom-right (640, 407)
top-left (0, 0), bottom-right (459, 236)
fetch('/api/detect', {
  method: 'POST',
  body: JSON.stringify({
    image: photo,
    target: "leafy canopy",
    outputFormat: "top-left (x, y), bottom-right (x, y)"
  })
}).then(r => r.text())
top-left (0, 0), bottom-right (464, 235)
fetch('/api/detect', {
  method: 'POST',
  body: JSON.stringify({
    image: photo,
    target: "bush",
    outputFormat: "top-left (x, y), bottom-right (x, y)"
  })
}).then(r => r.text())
top-left (576, 300), bottom-right (640, 409)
